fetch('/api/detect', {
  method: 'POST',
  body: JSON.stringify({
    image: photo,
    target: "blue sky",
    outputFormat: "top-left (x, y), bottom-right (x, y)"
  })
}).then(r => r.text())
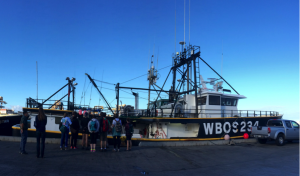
top-left (0, 0), bottom-right (298, 121)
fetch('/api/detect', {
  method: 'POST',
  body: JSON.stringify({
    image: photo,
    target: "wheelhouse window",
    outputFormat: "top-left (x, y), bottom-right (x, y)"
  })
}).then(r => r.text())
top-left (209, 95), bottom-right (220, 105)
top-left (55, 117), bottom-right (62, 124)
top-left (197, 96), bottom-right (207, 105)
top-left (221, 98), bottom-right (238, 106)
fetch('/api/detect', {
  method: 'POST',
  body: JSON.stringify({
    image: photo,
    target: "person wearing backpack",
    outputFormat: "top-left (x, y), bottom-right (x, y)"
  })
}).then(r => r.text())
top-left (60, 113), bottom-right (72, 150)
top-left (70, 112), bottom-right (80, 149)
top-left (81, 112), bottom-right (90, 150)
top-left (125, 118), bottom-right (133, 151)
top-left (34, 107), bottom-right (47, 158)
top-left (99, 112), bottom-right (110, 152)
top-left (88, 115), bottom-right (99, 152)
top-left (111, 114), bottom-right (122, 152)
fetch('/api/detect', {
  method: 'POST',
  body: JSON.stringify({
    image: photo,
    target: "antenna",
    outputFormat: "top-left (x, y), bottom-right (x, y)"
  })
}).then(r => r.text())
top-left (157, 47), bottom-right (159, 69)
top-left (184, 0), bottom-right (185, 49)
top-left (36, 61), bottom-right (38, 101)
top-left (189, 0), bottom-right (190, 46)
top-left (175, 0), bottom-right (176, 54)
top-left (222, 40), bottom-right (223, 77)
top-left (148, 47), bottom-right (150, 69)
top-left (153, 43), bottom-right (155, 64)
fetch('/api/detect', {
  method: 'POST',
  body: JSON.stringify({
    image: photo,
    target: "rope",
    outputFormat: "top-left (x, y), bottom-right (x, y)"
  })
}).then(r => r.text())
top-left (80, 72), bottom-right (87, 106)
top-left (94, 79), bottom-right (115, 85)
top-left (121, 65), bottom-right (172, 84)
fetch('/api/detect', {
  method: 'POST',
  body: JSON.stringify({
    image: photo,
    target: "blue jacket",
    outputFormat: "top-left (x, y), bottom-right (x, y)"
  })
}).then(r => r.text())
top-left (61, 117), bottom-right (72, 129)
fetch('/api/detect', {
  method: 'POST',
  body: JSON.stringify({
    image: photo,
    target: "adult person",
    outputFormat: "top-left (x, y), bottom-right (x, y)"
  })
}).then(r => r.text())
top-left (125, 118), bottom-right (133, 151)
top-left (88, 115), bottom-right (99, 152)
top-left (70, 112), bottom-right (80, 149)
top-left (19, 111), bottom-right (29, 155)
top-left (60, 113), bottom-right (72, 150)
top-left (81, 112), bottom-right (90, 150)
top-left (34, 107), bottom-right (47, 158)
top-left (99, 112), bottom-right (110, 152)
top-left (111, 114), bottom-right (122, 152)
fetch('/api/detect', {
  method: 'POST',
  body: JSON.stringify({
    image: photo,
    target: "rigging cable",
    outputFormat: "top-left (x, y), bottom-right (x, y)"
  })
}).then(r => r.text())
top-left (94, 79), bottom-right (115, 85)
top-left (80, 75), bottom-right (87, 106)
top-left (184, 0), bottom-right (185, 48)
top-left (89, 82), bottom-right (93, 107)
top-left (189, 0), bottom-right (190, 45)
top-left (121, 65), bottom-right (172, 84)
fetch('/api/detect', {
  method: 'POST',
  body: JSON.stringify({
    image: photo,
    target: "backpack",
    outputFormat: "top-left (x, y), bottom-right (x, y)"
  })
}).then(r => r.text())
top-left (62, 118), bottom-right (68, 126)
top-left (102, 118), bottom-right (109, 132)
top-left (129, 123), bottom-right (134, 134)
top-left (115, 119), bottom-right (122, 132)
top-left (89, 120), bottom-right (97, 132)
top-left (59, 117), bottom-right (68, 133)
top-left (126, 123), bottom-right (134, 135)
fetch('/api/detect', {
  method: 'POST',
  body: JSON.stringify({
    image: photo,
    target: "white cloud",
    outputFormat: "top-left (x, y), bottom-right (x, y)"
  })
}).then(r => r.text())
top-left (10, 105), bottom-right (23, 112)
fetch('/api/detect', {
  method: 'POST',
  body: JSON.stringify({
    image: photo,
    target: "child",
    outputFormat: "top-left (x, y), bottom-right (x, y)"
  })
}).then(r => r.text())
top-left (88, 115), bottom-right (99, 152)
top-left (81, 112), bottom-right (90, 150)
top-left (111, 114), bottom-right (122, 152)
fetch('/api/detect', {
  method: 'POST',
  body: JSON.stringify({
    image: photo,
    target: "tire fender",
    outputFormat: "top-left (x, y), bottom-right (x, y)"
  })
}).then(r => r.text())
top-left (274, 130), bottom-right (285, 139)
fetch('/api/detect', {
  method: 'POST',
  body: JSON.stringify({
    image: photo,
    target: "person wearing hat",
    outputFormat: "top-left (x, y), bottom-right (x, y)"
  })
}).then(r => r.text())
top-left (81, 112), bottom-right (90, 150)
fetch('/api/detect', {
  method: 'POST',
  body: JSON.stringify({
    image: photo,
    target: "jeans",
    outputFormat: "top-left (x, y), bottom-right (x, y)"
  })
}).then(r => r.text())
top-left (20, 130), bottom-right (28, 153)
top-left (113, 136), bottom-right (120, 149)
top-left (36, 131), bottom-right (46, 157)
top-left (71, 132), bottom-right (78, 147)
top-left (60, 128), bottom-right (69, 148)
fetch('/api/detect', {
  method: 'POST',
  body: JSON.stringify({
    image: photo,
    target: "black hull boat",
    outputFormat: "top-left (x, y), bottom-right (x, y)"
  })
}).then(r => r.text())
top-left (11, 44), bottom-right (283, 146)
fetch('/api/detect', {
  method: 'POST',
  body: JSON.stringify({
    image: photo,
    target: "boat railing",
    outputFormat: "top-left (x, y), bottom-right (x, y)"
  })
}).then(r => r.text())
top-left (119, 108), bottom-right (280, 118)
top-left (26, 98), bottom-right (90, 111)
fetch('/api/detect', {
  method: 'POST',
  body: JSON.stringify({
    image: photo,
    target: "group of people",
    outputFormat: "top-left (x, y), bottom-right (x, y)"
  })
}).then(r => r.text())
top-left (19, 108), bottom-right (134, 158)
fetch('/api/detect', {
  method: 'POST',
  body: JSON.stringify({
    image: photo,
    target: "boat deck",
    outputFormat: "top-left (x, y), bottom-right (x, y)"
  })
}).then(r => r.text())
top-left (0, 114), bottom-right (22, 118)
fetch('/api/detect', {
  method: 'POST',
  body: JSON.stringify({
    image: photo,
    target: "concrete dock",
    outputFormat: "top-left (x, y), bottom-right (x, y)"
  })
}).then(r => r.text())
top-left (0, 139), bottom-right (298, 175)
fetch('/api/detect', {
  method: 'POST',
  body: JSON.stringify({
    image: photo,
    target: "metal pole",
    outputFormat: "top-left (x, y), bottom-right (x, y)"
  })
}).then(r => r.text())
top-left (187, 61), bottom-right (189, 94)
top-left (68, 80), bottom-right (70, 110)
top-left (85, 73), bottom-right (114, 114)
top-left (147, 80), bottom-right (151, 109)
top-left (199, 57), bottom-right (240, 95)
top-left (36, 61), bottom-right (38, 102)
top-left (41, 83), bottom-right (69, 105)
top-left (151, 69), bottom-right (172, 111)
top-left (193, 58), bottom-right (198, 117)
top-left (172, 63), bottom-right (176, 96)
top-left (73, 87), bottom-right (75, 110)
top-left (116, 83), bottom-right (119, 116)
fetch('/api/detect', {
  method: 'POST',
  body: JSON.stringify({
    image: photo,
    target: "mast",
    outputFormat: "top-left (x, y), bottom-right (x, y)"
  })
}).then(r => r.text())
top-left (36, 61), bottom-right (38, 102)
top-left (147, 55), bottom-right (158, 108)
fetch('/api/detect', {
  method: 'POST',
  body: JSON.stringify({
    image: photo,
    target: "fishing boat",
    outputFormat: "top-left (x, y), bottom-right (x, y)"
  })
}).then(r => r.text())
top-left (0, 96), bottom-right (22, 136)
top-left (84, 43), bottom-right (282, 142)
top-left (11, 45), bottom-right (282, 146)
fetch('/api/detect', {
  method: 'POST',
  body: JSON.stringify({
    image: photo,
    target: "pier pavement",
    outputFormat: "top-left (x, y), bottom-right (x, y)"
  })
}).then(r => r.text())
top-left (0, 140), bottom-right (298, 176)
